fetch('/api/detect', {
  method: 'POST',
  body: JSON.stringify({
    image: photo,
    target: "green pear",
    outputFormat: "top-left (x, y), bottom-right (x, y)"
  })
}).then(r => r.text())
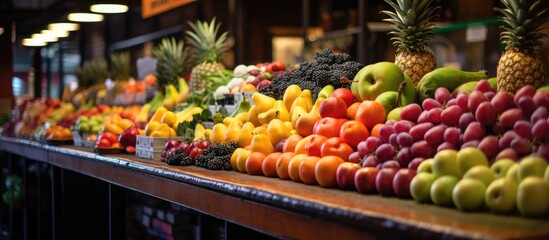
top-left (353, 62), bottom-right (405, 101)
top-left (375, 91), bottom-right (399, 114)
top-left (401, 75), bottom-right (417, 105)
top-left (387, 107), bottom-right (403, 121)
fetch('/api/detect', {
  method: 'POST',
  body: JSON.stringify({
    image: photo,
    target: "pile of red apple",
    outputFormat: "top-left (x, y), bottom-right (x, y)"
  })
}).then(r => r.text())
top-left (95, 132), bottom-right (122, 149)
top-left (161, 139), bottom-right (211, 164)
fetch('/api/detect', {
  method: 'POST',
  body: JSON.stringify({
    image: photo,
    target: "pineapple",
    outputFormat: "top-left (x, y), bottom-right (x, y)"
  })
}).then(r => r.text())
top-left (153, 37), bottom-right (190, 91)
top-left (186, 18), bottom-right (229, 92)
top-left (381, 0), bottom-right (440, 85)
top-left (496, 0), bottom-right (548, 92)
top-left (110, 51), bottom-right (131, 81)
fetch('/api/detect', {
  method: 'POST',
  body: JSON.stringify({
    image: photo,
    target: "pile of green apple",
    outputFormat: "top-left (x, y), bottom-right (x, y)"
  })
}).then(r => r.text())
top-left (74, 115), bottom-right (104, 134)
top-left (411, 148), bottom-right (549, 217)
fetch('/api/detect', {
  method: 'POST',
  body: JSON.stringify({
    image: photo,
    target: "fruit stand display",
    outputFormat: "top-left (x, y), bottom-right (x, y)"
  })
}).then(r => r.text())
top-left (2, 0), bottom-right (549, 238)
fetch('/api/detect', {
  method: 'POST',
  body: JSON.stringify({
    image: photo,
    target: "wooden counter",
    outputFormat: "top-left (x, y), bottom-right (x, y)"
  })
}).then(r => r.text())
top-left (1, 136), bottom-right (548, 240)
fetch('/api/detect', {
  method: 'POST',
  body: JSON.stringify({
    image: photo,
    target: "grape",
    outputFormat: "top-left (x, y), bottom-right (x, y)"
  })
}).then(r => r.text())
top-left (427, 108), bottom-right (443, 124)
top-left (495, 148), bottom-right (519, 161)
top-left (441, 105), bottom-right (462, 126)
top-left (461, 140), bottom-right (480, 149)
top-left (396, 132), bottom-right (414, 148)
top-left (435, 87), bottom-right (451, 104)
top-left (513, 120), bottom-right (532, 138)
top-left (532, 119), bottom-right (549, 141)
top-left (491, 91), bottom-right (515, 114)
top-left (375, 143), bottom-right (395, 162)
top-left (393, 120), bottom-right (414, 134)
top-left (499, 108), bottom-right (524, 128)
top-left (491, 122), bottom-right (506, 135)
top-left (535, 143), bottom-right (549, 160)
top-left (531, 106), bottom-right (548, 124)
top-left (474, 79), bottom-right (493, 92)
top-left (463, 121), bottom-right (485, 142)
top-left (446, 98), bottom-right (457, 107)
top-left (408, 158), bottom-right (425, 170)
top-left (458, 112), bottom-right (475, 132)
top-left (424, 125), bottom-right (447, 146)
top-left (362, 155), bottom-right (379, 168)
top-left (517, 96), bottom-right (536, 116)
top-left (400, 104), bottom-right (422, 123)
top-left (437, 142), bottom-right (456, 152)
top-left (422, 98), bottom-right (442, 111)
top-left (456, 94), bottom-right (469, 112)
top-left (468, 91), bottom-right (488, 113)
top-left (396, 147), bottom-right (412, 168)
top-left (409, 122), bottom-right (434, 142)
top-left (478, 136), bottom-right (499, 160)
top-left (443, 127), bottom-right (461, 146)
top-left (389, 133), bottom-right (398, 147)
top-left (417, 110), bottom-right (429, 124)
top-left (511, 137), bottom-right (532, 155)
top-left (378, 125), bottom-right (396, 143)
top-left (475, 102), bottom-right (496, 126)
top-left (362, 137), bottom-right (382, 155)
top-left (533, 91), bottom-right (549, 109)
top-left (411, 140), bottom-right (436, 159)
top-left (484, 91), bottom-right (496, 101)
top-left (499, 131), bottom-right (519, 149)
top-left (385, 120), bottom-right (397, 126)
top-left (514, 85), bottom-right (537, 106)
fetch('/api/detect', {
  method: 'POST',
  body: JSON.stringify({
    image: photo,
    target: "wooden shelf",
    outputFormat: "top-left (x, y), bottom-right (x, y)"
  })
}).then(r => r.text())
top-left (1, 136), bottom-right (549, 239)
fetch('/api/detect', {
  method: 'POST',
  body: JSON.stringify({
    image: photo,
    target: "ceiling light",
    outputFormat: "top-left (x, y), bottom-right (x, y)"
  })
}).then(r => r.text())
top-left (48, 23), bottom-right (80, 31)
top-left (32, 33), bottom-right (58, 42)
top-left (90, 4), bottom-right (128, 13)
top-left (68, 13), bottom-right (104, 22)
top-left (41, 29), bottom-right (69, 38)
top-left (22, 38), bottom-right (47, 47)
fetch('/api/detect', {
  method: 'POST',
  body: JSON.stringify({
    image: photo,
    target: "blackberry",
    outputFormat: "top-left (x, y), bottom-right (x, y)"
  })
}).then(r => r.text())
top-left (195, 155), bottom-right (208, 167)
top-left (166, 152), bottom-right (186, 166)
top-left (206, 157), bottom-right (225, 170)
top-left (179, 154), bottom-right (193, 166)
top-left (228, 141), bottom-right (239, 149)
top-left (222, 161), bottom-right (232, 171)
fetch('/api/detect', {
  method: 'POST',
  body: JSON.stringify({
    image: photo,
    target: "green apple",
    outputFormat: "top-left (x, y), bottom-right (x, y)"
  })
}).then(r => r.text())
top-left (463, 165), bottom-right (496, 187)
top-left (401, 75), bottom-right (417, 105)
top-left (452, 178), bottom-right (486, 212)
top-left (433, 150), bottom-right (461, 178)
top-left (353, 62), bottom-right (405, 101)
top-left (506, 164), bottom-right (519, 183)
top-left (457, 147), bottom-right (488, 177)
top-left (517, 177), bottom-right (549, 217)
top-left (485, 178), bottom-right (518, 214)
top-left (91, 125), bottom-right (102, 134)
top-left (410, 172), bottom-right (435, 203)
top-left (386, 107), bottom-right (403, 121)
top-left (375, 91), bottom-right (399, 114)
top-left (430, 175), bottom-right (459, 207)
top-left (417, 158), bottom-right (434, 174)
top-left (518, 156), bottom-right (548, 182)
top-left (490, 159), bottom-right (516, 179)
top-left (78, 122), bottom-right (90, 133)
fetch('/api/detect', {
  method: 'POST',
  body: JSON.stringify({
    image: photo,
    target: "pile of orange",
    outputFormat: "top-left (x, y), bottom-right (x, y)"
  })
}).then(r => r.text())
top-left (45, 125), bottom-right (72, 140)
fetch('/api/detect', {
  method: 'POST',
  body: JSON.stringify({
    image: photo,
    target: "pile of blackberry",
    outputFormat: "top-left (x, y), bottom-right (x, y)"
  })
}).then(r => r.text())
top-left (165, 148), bottom-right (193, 166)
top-left (195, 142), bottom-right (239, 170)
top-left (259, 48), bottom-right (363, 99)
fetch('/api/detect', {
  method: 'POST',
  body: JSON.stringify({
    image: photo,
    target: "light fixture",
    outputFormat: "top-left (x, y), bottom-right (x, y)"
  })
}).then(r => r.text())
top-left (68, 13), bottom-right (104, 22)
top-left (90, 4), bottom-right (128, 14)
top-left (41, 29), bottom-right (69, 38)
top-left (48, 23), bottom-right (80, 31)
top-left (22, 38), bottom-right (47, 47)
top-left (32, 33), bottom-right (58, 42)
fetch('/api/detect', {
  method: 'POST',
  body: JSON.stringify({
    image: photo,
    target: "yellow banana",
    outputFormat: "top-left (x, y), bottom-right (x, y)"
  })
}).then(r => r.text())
top-left (162, 84), bottom-right (179, 111)
top-left (193, 123), bottom-right (206, 141)
top-left (136, 103), bottom-right (151, 123)
top-left (177, 78), bottom-right (189, 103)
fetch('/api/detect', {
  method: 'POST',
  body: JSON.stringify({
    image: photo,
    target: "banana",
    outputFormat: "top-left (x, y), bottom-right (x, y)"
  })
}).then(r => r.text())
top-left (173, 106), bottom-right (203, 129)
top-left (148, 91), bottom-right (165, 114)
top-left (177, 78), bottom-right (190, 103)
top-left (136, 103), bottom-right (151, 123)
top-left (193, 123), bottom-right (206, 141)
top-left (162, 84), bottom-right (179, 110)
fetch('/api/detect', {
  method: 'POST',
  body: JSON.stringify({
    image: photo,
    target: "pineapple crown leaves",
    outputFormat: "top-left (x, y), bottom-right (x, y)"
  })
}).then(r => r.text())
top-left (185, 17), bottom-right (229, 64)
top-left (153, 37), bottom-right (191, 90)
top-left (77, 59), bottom-right (109, 88)
top-left (381, 0), bottom-right (441, 51)
top-left (495, 0), bottom-right (548, 53)
top-left (110, 51), bottom-right (131, 81)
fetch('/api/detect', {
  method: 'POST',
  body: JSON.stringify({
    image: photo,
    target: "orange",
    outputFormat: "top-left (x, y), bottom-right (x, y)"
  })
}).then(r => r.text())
top-left (339, 120), bottom-right (370, 149)
top-left (245, 152), bottom-right (266, 175)
top-left (346, 102), bottom-right (361, 120)
top-left (241, 84), bottom-right (257, 92)
top-left (370, 123), bottom-right (384, 138)
top-left (262, 152), bottom-right (282, 177)
top-left (315, 156), bottom-right (345, 188)
top-left (299, 156), bottom-right (321, 185)
top-left (276, 152), bottom-right (295, 180)
top-left (355, 100), bottom-right (386, 129)
top-left (288, 154), bottom-right (308, 183)
top-left (282, 134), bottom-right (303, 153)
top-left (294, 134), bottom-right (328, 157)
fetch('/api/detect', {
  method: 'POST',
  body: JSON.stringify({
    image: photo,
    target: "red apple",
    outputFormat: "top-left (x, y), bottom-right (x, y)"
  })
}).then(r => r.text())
top-left (393, 169), bottom-right (417, 199)
top-left (320, 137), bottom-right (354, 160)
top-left (189, 147), bottom-right (203, 160)
top-left (178, 142), bottom-right (192, 155)
top-left (274, 138), bottom-right (287, 152)
top-left (375, 168), bottom-right (398, 196)
top-left (336, 162), bottom-right (361, 190)
top-left (381, 160), bottom-right (400, 169)
top-left (354, 167), bottom-right (379, 194)
top-left (331, 88), bottom-right (355, 108)
top-left (313, 117), bottom-right (347, 138)
top-left (96, 138), bottom-right (111, 148)
top-left (256, 80), bottom-right (272, 91)
top-left (198, 140), bottom-right (211, 150)
top-left (164, 139), bottom-right (181, 151)
top-left (101, 132), bottom-right (118, 145)
top-left (319, 97), bottom-right (348, 119)
top-left (271, 61), bottom-right (286, 71)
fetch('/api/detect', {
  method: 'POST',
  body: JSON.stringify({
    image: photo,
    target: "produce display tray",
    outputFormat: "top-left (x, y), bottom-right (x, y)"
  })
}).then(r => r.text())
top-left (94, 147), bottom-right (124, 155)
top-left (136, 135), bottom-right (185, 149)
top-left (45, 138), bottom-right (74, 146)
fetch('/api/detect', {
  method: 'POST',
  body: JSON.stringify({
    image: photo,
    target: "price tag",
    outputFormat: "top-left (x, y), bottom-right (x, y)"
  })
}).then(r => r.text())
top-left (466, 25), bottom-right (487, 43)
